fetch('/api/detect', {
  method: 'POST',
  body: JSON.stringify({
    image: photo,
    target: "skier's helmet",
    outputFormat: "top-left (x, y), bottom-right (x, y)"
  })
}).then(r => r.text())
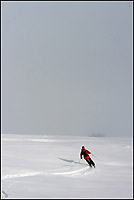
top-left (82, 146), bottom-right (85, 149)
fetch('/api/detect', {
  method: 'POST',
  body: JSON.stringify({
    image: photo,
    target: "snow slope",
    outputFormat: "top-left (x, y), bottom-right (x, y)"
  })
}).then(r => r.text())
top-left (1, 134), bottom-right (133, 199)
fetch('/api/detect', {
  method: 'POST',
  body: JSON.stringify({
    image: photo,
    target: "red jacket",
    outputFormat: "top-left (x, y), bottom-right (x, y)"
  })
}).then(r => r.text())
top-left (80, 148), bottom-right (91, 160)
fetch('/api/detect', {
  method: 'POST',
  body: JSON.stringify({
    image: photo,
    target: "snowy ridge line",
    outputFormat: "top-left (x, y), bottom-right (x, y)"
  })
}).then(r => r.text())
top-left (2, 138), bottom-right (63, 143)
top-left (2, 166), bottom-right (94, 180)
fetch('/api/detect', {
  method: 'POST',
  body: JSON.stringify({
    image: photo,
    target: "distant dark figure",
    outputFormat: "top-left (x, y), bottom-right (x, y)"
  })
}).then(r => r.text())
top-left (80, 146), bottom-right (95, 168)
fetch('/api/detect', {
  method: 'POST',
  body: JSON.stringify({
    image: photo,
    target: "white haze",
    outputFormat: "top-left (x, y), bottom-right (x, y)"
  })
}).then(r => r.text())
top-left (1, 2), bottom-right (133, 137)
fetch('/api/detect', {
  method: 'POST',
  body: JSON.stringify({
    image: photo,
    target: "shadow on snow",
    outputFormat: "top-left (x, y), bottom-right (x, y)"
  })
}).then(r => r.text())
top-left (58, 157), bottom-right (87, 166)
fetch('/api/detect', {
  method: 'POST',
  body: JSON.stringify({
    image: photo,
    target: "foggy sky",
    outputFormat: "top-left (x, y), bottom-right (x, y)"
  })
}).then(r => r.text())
top-left (2, 1), bottom-right (132, 136)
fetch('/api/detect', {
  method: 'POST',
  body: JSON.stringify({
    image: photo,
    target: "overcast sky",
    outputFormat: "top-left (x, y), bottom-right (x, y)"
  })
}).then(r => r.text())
top-left (2, 1), bottom-right (133, 137)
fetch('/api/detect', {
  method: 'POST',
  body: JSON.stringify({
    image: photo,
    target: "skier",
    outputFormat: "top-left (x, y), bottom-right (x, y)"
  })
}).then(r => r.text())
top-left (80, 146), bottom-right (95, 168)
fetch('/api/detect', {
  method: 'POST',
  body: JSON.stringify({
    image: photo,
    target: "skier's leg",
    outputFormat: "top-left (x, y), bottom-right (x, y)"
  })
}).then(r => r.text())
top-left (90, 158), bottom-right (95, 168)
top-left (85, 159), bottom-right (92, 167)
top-left (88, 158), bottom-right (93, 167)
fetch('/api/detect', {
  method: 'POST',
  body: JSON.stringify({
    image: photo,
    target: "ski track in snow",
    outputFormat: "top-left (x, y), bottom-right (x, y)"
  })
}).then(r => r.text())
top-left (2, 166), bottom-right (94, 180)
top-left (2, 161), bottom-right (130, 181)
top-left (1, 167), bottom-right (94, 199)
top-left (52, 166), bottom-right (94, 176)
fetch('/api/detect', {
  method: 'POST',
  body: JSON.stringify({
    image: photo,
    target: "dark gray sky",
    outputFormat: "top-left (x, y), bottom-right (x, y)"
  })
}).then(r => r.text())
top-left (2, 1), bottom-right (133, 136)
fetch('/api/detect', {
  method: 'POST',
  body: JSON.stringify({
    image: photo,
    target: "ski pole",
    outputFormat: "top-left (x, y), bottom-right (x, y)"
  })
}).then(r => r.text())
top-left (91, 153), bottom-right (101, 161)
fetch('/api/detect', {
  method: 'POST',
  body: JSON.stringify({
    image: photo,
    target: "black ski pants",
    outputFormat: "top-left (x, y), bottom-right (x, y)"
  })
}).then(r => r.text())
top-left (85, 158), bottom-right (95, 167)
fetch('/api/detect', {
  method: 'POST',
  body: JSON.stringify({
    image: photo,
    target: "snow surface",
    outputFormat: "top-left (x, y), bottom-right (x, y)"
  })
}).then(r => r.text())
top-left (1, 134), bottom-right (133, 199)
